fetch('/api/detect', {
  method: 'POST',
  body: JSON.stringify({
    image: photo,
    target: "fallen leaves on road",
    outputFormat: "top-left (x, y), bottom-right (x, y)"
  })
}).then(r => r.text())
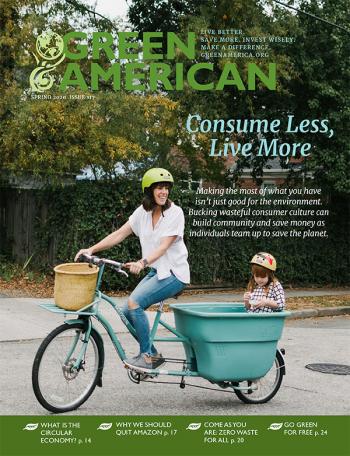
top-left (285, 295), bottom-right (350, 310)
top-left (0, 276), bottom-right (349, 311)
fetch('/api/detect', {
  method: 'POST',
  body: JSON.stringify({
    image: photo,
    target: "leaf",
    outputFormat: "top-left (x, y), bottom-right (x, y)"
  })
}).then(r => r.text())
top-left (97, 423), bottom-right (113, 431)
top-left (268, 423), bottom-right (283, 431)
top-left (23, 423), bottom-right (39, 431)
top-left (186, 423), bottom-right (202, 431)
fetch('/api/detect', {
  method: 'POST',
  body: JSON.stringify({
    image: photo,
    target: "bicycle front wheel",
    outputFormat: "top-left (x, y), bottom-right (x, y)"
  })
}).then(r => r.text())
top-left (234, 350), bottom-right (285, 404)
top-left (32, 322), bottom-right (104, 413)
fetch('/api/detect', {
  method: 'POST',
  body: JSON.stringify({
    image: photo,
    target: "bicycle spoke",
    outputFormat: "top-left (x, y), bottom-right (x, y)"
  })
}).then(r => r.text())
top-left (234, 353), bottom-right (284, 403)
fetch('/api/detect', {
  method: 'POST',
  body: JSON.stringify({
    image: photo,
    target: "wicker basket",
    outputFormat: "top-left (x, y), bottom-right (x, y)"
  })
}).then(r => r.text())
top-left (54, 263), bottom-right (99, 310)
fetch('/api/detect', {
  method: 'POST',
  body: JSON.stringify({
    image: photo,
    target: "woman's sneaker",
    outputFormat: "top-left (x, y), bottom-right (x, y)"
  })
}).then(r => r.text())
top-left (124, 355), bottom-right (154, 372)
top-left (151, 353), bottom-right (165, 368)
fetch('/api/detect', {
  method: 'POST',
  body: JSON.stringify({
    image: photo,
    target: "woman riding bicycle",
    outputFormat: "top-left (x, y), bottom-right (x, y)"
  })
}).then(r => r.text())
top-left (75, 168), bottom-right (190, 372)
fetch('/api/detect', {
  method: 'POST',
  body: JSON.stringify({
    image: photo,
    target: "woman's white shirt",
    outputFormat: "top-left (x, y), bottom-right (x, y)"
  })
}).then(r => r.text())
top-left (129, 203), bottom-right (190, 284)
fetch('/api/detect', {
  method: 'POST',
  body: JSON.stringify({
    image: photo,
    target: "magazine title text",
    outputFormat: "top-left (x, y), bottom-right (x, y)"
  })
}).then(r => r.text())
top-left (60, 32), bottom-right (276, 91)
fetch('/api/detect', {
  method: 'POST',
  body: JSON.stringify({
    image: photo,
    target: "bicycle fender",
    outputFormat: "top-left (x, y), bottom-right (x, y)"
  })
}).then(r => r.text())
top-left (64, 318), bottom-right (105, 387)
top-left (92, 329), bottom-right (105, 387)
top-left (277, 349), bottom-right (286, 375)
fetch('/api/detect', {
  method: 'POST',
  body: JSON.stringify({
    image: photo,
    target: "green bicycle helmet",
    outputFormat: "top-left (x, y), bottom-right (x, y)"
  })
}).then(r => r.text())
top-left (141, 168), bottom-right (174, 193)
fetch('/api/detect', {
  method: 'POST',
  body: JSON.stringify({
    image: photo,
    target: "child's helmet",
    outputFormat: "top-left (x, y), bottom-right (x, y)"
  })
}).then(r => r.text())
top-left (251, 252), bottom-right (277, 271)
top-left (141, 168), bottom-right (174, 193)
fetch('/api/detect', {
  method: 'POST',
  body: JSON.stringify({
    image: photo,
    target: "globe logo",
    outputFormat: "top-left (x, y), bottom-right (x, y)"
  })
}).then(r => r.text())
top-left (30, 30), bottom-right (65, 92)
top-left (36, 31), bottom-right (64, 60)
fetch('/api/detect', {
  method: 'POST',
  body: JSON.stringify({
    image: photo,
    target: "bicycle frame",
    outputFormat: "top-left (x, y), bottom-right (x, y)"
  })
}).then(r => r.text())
top-left (34, 255), bottom-right (288, 414)
top-left (42, 262), bottom-right (200, 379)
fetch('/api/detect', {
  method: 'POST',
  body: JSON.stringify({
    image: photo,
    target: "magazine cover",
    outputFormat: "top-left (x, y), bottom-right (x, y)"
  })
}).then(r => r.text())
top-left (0, 1), bottom-right (349, 455)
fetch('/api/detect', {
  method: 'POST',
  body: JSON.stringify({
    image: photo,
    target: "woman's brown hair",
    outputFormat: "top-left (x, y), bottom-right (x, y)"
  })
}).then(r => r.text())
top-left (142, 182), bottom-right (172, 212)
top-left (247, 264), bottom-right (278, 294)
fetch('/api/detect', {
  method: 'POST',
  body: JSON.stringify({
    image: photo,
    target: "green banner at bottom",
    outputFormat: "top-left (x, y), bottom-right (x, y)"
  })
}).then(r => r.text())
top-left (1, 416), bottom-right (349, 456)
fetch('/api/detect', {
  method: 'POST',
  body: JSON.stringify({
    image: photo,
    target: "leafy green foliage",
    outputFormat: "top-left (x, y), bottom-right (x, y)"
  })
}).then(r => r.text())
top-left (0, 256), bottom-right (23, 282)
top-left (128, 0), bottom-right (204, 34)
top-left (32, 181), bottom-right (349, 289)
top-left (279, 0), bottom-right (350, 193)
top-left (34, 180), bottom-right (142, 290)
top-left (0, 1), bottom-right (181, 180)
top-left (128, 0), bottom-right (350, 193)
top-left (185, 193), bottom-right (349, 287)
top-left (0, 91), bottom-right (178, 179)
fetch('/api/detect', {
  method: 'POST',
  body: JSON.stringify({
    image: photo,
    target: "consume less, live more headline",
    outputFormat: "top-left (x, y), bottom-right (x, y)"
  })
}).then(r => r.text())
top-left (186, 114), bottom-right (334, 161)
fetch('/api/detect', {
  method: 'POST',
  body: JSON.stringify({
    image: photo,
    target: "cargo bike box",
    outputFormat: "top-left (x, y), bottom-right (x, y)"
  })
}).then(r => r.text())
top-left (171, 302), bottom-right (289, 382)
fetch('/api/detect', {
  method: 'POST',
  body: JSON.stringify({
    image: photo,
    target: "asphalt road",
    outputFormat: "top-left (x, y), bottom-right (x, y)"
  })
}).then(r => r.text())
top-left (1, 316), bottom-right (349, 416)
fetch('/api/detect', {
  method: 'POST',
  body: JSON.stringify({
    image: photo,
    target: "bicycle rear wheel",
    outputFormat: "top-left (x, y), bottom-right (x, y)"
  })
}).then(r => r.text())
top-left (32, 322), bottom-right (104, 413)
top-left (234, 350), bottom-right (285, 404)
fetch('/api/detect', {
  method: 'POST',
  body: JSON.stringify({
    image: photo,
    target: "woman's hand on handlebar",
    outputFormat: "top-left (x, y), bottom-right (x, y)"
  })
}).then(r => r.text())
top-left (124, 261), bottom-right (144, 275)
top-left (74, 248), bottom-right (94, 262)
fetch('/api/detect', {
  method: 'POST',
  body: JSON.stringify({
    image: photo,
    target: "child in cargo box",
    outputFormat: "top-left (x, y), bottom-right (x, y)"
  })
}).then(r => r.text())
top-left (243, 252), bottom-right (285, 313)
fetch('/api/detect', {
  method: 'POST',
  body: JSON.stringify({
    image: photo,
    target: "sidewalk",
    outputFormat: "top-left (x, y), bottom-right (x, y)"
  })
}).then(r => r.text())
top-left (0, 289), bottom-right (349, 342)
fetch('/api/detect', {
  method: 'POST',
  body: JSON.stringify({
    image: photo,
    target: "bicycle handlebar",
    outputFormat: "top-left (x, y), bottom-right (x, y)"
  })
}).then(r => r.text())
top-left (78, 254), bottom-right (129, 277)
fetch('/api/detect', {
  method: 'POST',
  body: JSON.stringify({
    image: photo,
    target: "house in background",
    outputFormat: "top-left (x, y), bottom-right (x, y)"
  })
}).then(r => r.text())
top-left (170, 145), bottom-right (311, 191)
top-left (229, 156), bottom-right (312, 190)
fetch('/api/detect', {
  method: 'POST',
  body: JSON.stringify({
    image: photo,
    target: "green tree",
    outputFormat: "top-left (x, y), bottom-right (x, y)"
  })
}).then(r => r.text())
top-left (0, 90), bottom-right (178, 179)
top-left (128, 0), bottom-right (205, 33)
top-left (279, 0), bottom-right (350, 193)
top-left (128, 0), bottom-right (349, 193)
top-left (129, 0), bottom-right (297, 184)
top-left (0, 0), bottom-right (179, 181)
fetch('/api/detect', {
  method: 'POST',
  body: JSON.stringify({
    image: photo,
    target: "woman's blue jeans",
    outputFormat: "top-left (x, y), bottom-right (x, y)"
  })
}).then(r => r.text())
top-left (122, 269), bottom-right (185, 356)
